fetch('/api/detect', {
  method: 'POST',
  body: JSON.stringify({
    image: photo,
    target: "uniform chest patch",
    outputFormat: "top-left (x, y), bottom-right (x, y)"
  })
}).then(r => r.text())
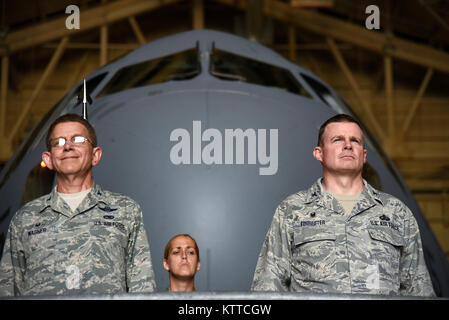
top-left (299, 219), bottom-right (326, 227)
top-left (369, 215), bottom-right (400, 231)
top-left (25, 224), bottom-right (57, 240)
top-left (27, 227), bottom-right (48, 237)
top-left (99, 206), bottom-right (117, 212)
top-left (93, 217), bottom-right (125, 232)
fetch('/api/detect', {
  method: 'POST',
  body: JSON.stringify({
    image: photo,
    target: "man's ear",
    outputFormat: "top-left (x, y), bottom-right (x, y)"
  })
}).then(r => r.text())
top-left (163, 259), bottom-right (170, 272)
top-left (196, 261), bottom-right (201, 271)
top-left (313, 146), bottom-right (323, 163)
top-left (42, 151), bottom-right (54, 170)
top-left (91, 146), bottom-right (103, 167)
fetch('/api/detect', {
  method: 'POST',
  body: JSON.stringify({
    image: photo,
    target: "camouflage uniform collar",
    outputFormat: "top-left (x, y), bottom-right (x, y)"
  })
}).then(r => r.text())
top-left (360, 179), bottom-right (384, 206)
top-left (305, 178), bottom-right (384, 212)
top-left (303, 178), bottom-right (333, 207)
top-left (40, 182), bottom-right (116, 216)
top-left (88, 183), bottom-right (119, 211)
top-left (40, 185), bottom-right (62, 213)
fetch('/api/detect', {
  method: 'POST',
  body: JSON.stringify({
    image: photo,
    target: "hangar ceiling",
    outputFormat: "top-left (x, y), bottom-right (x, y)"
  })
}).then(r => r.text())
top-left (1, 0), bottom-right (449, 196)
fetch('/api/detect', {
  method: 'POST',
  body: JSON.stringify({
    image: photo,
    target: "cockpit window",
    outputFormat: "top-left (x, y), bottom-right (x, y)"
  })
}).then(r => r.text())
top-left (98, 47), bottom-right (201, 97)
top-left (301, 73), bottom-right (346, 113)
top-left (210, 47), bottom-right (312, 98)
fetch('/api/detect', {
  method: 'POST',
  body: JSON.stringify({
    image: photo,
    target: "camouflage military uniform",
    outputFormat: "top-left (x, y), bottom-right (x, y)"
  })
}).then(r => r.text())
top-left (252, 178), bottom-right (435, 296)
top-left (0, 183), bottom-right (156, 296)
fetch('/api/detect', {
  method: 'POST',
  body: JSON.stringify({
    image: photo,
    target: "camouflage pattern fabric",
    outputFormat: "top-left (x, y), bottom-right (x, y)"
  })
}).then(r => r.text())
top-left (0, 183), bottom-right (156, 296)
top-left (252, 178), bottom-right (435, 297)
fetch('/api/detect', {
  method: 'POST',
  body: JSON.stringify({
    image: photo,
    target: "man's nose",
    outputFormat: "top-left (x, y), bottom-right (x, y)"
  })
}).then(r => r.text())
top-left (343, 139), bottom-right (352, 149)
top-left (63, 139), bottom-right (73, 150)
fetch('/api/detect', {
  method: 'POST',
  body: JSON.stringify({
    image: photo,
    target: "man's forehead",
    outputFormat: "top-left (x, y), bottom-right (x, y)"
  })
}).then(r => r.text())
top-left (52, 121), bottom-right (88, 136)
top-left (324, 122), bottom-right (363, 138)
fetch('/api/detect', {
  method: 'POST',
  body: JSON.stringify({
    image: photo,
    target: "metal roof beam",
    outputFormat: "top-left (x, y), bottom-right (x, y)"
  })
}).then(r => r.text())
top-left (0, 0), bottom-right (180, 55)
top-left (217, 0), bottom-right (449, 74)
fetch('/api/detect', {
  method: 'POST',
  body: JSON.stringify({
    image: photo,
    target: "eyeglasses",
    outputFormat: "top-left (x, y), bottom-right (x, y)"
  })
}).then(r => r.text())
top-left (50, 135), bottom-right (92, 148)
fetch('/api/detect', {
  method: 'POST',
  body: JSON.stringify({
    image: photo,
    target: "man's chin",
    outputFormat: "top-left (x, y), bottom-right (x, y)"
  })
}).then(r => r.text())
top-left (173, 272), bottom-right (195, 280)
top-left (56, 167), bottom-right (82, 175)
top-left (330, 166), bottom-right (363, 175)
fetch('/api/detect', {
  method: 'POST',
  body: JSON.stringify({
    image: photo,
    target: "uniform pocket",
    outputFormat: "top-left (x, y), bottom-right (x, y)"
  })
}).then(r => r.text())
top-left (292, 227), bottom-right (337, 281)
top-left (23, 232), bottom-right (57, 293)
top-left (90, 221), bottom-right (128, 281)
top-left (367, 227), bottom-right (404, 290)
top-left (294, 227), bottom-right (336, 244)
top-left (368, 227), bottom-right (404, 247)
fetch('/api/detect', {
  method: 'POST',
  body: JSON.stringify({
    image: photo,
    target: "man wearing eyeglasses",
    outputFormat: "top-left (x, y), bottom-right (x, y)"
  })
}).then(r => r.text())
top-left (0, 114), bottom-right (156, 296)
